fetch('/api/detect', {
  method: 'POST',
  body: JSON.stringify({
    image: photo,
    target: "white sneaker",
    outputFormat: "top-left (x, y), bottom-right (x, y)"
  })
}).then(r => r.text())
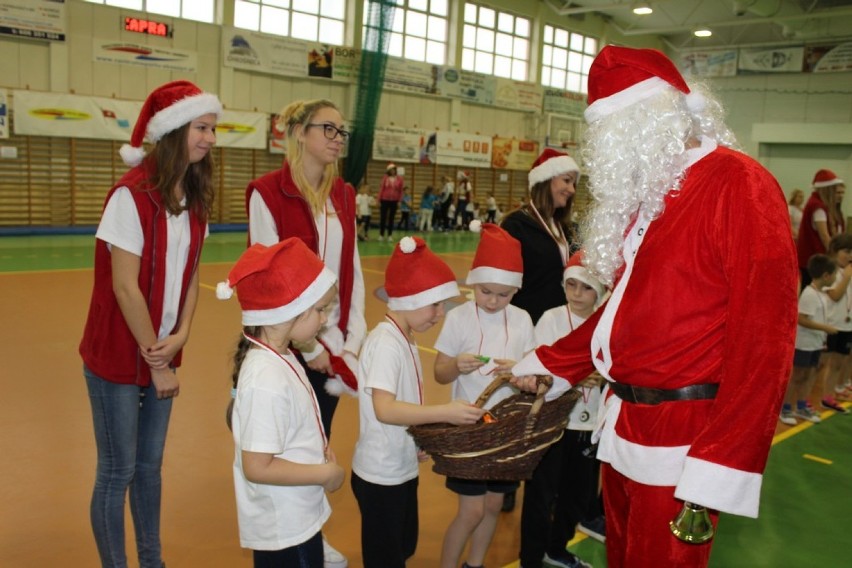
top-left (323, 538), bottom-right (348, 568)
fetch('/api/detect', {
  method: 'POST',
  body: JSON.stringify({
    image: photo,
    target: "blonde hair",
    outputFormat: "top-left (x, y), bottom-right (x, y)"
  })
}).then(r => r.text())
top-left (277, 99), bottom-right (341, 215)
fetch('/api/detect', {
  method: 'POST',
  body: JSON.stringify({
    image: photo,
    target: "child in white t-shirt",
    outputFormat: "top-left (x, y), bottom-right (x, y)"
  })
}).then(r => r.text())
top-left (820, 233), bottom-right (852, 414)
top-left (219, 238), bottom-right (345, 566)
top-left (356, 182), bottom-right (376, 241)
top-left (352, 236), bottom-right (485, 568)
top-left (525, 250), bottom-right (605, 568)
top-left (433, 221), bottom-right (535, 568)
top-left (780, 253), bottom-right (838, 425)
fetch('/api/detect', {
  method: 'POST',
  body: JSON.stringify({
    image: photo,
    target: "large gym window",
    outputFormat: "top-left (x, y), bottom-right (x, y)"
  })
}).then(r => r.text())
top-left (83, 0), bottom-right (215, 24)
top-left (362, 0), bottom-right (448, 65)
top-left (234, 0), bottom-right (346, 44)
top-left (461, 2), bottom-right (529, 80)
top-left (541, 25), bottom-right (597, 94)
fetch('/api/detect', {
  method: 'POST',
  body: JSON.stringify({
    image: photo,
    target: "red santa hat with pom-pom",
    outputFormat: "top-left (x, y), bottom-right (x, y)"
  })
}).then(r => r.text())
top-left (466, 220), bottom-right (524, 288)
top-left (120, 80), bottom-right (222, 167)
top-left (812, 169), bottom-right (844, 188)
top-left (385, 236), bottom-right (459, 310)
top-left (528, 148), bottom-right (579, 190)
top-left (584, 45), bottom-right (705, 124)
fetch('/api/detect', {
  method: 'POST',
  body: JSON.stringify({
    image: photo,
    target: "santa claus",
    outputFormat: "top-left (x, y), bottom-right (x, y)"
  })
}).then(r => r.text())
top-left (512, 45), bottom-right (797, 566)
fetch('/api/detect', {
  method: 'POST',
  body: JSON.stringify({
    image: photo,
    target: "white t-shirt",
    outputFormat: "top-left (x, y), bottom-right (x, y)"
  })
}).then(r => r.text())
top-left (434, 301), bottom-right (534, 409)
top-left (353, 321), bottom-right (424, 485)
top-left (788, 204), bottom-right (802, 235)
top-left (248, 190), bottom-right (366, 355)
top-left (535, 305), bottom-right (602, 431)
top-left (231, 348), bottom-right (331, 550)
top-left (796, 284), bottom-right (829, 351)
top-left (824, 270), bottom-right (852, 331)
top-left (356, 193), bottom-right (374, 217)
top-left (96, 187), bottom-right (207, 340)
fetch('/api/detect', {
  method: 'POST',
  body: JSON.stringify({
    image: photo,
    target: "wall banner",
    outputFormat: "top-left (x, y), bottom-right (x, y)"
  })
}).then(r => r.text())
top-left (93, 40), bottom-right (198, 73)
top-left (436, 67), bottom-right (495, 105)
top-left (13, 90), bottom-right (140, 140)
top-left (435, 131), bottom-right (492, 168)
top-left (680, 49), bottom-right (738, 77)
top-left (384, 57), bottom-right (437, 95)
top-left (739, 47), bottom-right (804, 72)
top-left (0, 88), bottom-right (8, 139)
top-left (217, 109), bottom-right (267, 149)
top-left (492, 137), bottom-right (539, 171)
top-left (373, 125), bottom-right (427, 164)
top-left (222, 27), bottom-right (306, 77)
top-left (494, 78), bottom-right (543, 113)
top-left (0, 0), bottom-right (65, 41)
top-left (542, 89), bottom-right (586, 116)
top-left (805, 42), bottom-right (852, 73)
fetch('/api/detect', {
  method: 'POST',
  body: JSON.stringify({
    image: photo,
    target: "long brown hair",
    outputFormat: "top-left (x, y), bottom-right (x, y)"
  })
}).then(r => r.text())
top-left (278, 99), bottom-right (341, 215)
top-left (527, 178), bottom-right (576, 242)
top-left (817, 184), bottom-right (845, 237)
top-left (149, 123), bottom-right (215, 219)
top-left (226, 326), bottom-right (261, 432)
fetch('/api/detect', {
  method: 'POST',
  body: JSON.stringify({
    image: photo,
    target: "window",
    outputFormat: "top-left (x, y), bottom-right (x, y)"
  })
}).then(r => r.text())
top-left (363, 0), bottom-right (448, 65)
top-left (541, 25), bottom-right (597, 94)
top-left (461, 2), bottom-right (529, 80)
top-left (234, 0), bottom-right (346, 44)
top-left (83, 0), bottom-right (215, 24)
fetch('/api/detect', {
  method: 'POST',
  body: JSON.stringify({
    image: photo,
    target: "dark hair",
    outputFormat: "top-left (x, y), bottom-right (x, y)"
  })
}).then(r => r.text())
top-left (527, 178), bottom-right (575, 241)
top-left (423, 186), bottom-right (434, 195)
top-left (807, 253), bottom-right (836, 280)
top-left (828, 233), bottom-right (852, 254)
top-left (226, 326), bottom-right (260, 432)
top-left (150, 122), bottom-right (215, 219)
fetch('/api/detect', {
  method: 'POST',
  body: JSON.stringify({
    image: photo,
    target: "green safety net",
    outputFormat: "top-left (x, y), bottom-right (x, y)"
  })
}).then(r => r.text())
top-left (342, 0), bottom-right (396, 189)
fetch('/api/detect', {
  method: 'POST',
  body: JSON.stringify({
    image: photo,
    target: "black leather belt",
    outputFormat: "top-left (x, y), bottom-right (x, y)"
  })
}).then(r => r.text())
top-left (606, 381), bottom-right (719, 405)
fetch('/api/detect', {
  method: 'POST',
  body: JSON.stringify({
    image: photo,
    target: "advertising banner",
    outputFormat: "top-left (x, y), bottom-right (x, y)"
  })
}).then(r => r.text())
top-left (0, 0), bottom-right (65, 41)
top-left (13, 90), bottom-right (140, 140)
top-left (542, 89), bottom-right (586, 117)
top-left (384, 57), bottom-right (437, 95)
top-left (222, 27), bottom-right (306, 77)
top-left (436, 67), bottom-right (494, 105)
top-left (494, 78), bottom-right (543, 113)
top-left (93, 40), bottom-right (198, 73)
top-left (680, 49), bottom-right (738, 77)
top-left (435, 131), bottom-right (491, 168)
top-left (805, 42), bottom-right (852, 73)
top-left (373, 125), bottom-right (427, 163)
top-left (492, 137), bottom-right (539, 171)
top-left (217, 109), bottom-right (267, 149)
top-left (739, 47), bottom-right (804, 72)
top-left (0, 88), bottom-right (8, 139)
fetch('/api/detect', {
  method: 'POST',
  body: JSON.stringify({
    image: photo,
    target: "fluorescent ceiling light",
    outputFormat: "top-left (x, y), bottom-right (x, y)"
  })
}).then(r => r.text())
top-left (633, 3), bottom-right (653, 15)
top-left (693, 28), bottom-right (712, 37)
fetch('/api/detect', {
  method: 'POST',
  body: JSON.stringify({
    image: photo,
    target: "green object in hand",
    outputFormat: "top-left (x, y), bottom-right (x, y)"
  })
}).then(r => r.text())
top-left (475, 355), bottom-right (490, 363)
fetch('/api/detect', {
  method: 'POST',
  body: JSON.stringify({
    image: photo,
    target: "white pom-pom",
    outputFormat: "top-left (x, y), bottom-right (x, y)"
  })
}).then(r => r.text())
top-left (119, 144), bottom-right (145, 167)
top-left (399, 236), bottom-right (417, 254)
top-left (469, 219), bottom-right (482, 233)
top-left (216, 281), bottom-right (234, 300)
top-left (324, 376), bottom-right (359, 398)
top-left (685, 91), bottom-right (706, 114)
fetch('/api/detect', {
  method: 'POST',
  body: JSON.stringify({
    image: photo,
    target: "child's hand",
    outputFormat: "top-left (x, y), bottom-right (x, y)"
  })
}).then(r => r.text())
top-left (827, 325), bottom-right (840, 335)
top-left (323, 449), bottom-right (345, 493)
top-left (510, 375), bottom-right (539, 392)
top-left (416, 449), bottom-right (430, 463)
top-left (150, 367), bottom-right (180, 399)
top-left (444, 399), bottom-right (486, 425)
top-left (305, 350), bottom-right (335, 375)
top-left (844, 264), bottom-right (852, 279)
top-left (456, 353), bottom-right (486, 374)
top-left (492, 358), bottom-right (516, 374)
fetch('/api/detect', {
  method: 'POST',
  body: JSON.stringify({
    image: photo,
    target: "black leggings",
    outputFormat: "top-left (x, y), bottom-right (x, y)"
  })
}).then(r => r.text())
top-left (252, 530), bottom-right (322, 567)
top-left (351, 473), bottom-right (419, 568)
top-left (379, 200), bottom-right (398, 237)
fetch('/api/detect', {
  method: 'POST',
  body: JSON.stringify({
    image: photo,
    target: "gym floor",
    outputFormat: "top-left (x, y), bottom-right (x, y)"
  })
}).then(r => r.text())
top-left (0, 230), bottom-right (848, 567)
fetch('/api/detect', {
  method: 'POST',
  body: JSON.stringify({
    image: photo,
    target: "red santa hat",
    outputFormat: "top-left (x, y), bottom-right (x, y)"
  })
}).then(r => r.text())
top-left (120, 80), bottom-right (222, 167)
top-left (528, 148), bottom-right (580, 190)
top-left (466, 220), bottom-right (523, 288)
top-left (563, 250), bottom-right (605, 301)
top-left (813, 169), bottom-right (844, 188)
top-left (216, 238), bottom-right (337, 326)
top-left (385, 236), bottom-right (460, 311)
top-left (584, 45), bottom-right (704, 124)
top-left (387, 162), bottom-right (397, 171)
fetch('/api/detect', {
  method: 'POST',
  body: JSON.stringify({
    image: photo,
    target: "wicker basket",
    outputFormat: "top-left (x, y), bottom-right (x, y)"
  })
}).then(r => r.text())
top-left (408, 374), bottom-right (580, 481)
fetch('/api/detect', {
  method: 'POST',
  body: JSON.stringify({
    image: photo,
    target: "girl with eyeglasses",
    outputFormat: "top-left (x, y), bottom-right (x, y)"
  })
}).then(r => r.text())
top-left (245, 98), bottom-right (364, 568)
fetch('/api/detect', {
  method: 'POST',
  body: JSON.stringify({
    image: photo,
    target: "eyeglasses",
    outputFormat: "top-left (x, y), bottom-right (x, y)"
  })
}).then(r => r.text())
top-left (306, 122), bottom-right (350, 142)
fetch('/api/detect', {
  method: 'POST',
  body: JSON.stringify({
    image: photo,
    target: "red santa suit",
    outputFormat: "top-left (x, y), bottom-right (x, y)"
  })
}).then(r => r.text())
top-left (514, 139), bottom-right (798, 565)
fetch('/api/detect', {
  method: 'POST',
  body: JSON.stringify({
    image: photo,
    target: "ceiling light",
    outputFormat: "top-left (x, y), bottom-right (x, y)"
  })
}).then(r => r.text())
top-left (693, 28), bottom-right (712, 37)
top-left (633, 3), bottom-right (653, 16)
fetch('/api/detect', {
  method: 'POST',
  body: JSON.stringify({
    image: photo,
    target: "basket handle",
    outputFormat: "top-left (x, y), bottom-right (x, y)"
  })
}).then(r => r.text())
top-left (473, 374), bottom-right (553, 409)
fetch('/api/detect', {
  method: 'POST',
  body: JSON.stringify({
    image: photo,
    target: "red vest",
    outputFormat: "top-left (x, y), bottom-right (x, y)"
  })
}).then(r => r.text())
top-left (246, 163), bottom-right (357, 335)
top-left (79, 159), bottom-right (206, 385)
top-left (797, 191), bottom-right (828, 269)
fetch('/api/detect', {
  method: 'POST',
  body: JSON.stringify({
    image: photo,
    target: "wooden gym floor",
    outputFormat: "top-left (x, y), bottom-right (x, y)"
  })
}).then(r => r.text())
top-left (0, 231), bottom-right (848, 567)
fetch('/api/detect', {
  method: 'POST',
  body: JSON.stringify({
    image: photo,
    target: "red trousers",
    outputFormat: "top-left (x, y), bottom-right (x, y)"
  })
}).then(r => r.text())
top-left (602, 463), bottom-right (719, 567)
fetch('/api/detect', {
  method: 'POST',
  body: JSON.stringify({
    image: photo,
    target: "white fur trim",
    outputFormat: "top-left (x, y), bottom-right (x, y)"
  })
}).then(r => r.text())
top-left (528, 155), bottom-right (580, 189)
top-left (241, 268), bottom-right (336, 326)
top-left (216, 281), bottom-right (234, 300)
top-left (324, 376), bottom-right (358, 398)
top-left (466, 266), bottom-right (522, 288)
top-left (814, 177), bottom-right (844, 188)
top-left (563, 266), bottom-right (605, 300)
top-left (685, 91), bottom-right (706, 114)
top-left (584, 76), bottom-right (672, 124)
top-left (469, 219), bottom-right (482, 233)
top-left (146, 92), bottom-right (222, 142)
top-left (387, 281), bottom-right (459, 311)
top-left (675, 456), bottom-right (763, 518)
top-left (119, 144), bottom-right (145, 167)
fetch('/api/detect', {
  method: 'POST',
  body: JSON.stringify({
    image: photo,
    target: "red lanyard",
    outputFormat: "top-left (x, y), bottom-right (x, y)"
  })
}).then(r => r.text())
top-left (385, 314), bottom-right (423, 404)
top-left (475, 305), bottom-right (508, 375)
top-left (243, 333), bottom-right (328, 453)
top-left (529, 203), bottom-right (567, 265)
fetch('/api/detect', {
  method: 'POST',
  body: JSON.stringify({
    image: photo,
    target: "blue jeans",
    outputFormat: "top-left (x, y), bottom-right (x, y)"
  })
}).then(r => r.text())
top-left (85, 366), bottom-right (173, 568)
top-left (252, 531), bottom-right (323, 567)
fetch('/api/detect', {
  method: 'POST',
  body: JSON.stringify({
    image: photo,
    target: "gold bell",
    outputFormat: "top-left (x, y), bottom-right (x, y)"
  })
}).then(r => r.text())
top-left (669, 502), bottom-right (714, 544)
